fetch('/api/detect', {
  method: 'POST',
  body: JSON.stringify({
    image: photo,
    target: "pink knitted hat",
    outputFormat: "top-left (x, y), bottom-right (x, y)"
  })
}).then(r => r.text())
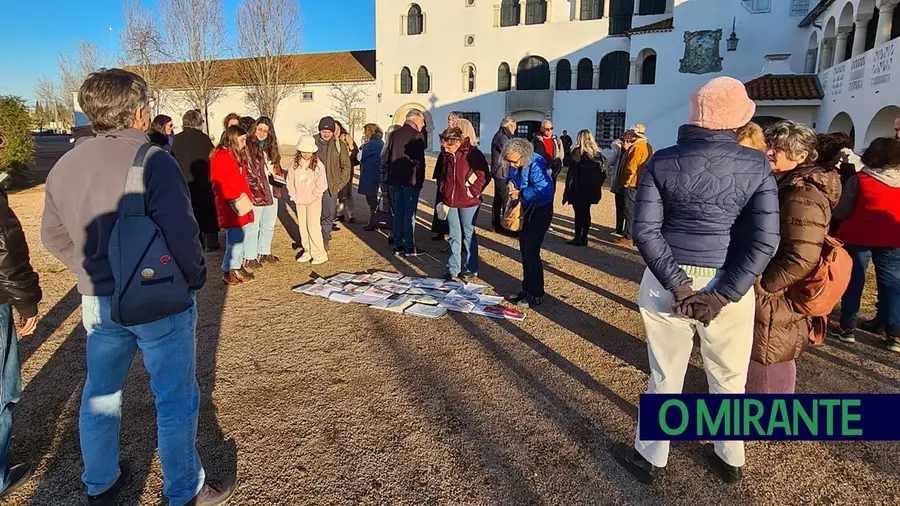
top-left (688, 77), bottom-right (756, 131)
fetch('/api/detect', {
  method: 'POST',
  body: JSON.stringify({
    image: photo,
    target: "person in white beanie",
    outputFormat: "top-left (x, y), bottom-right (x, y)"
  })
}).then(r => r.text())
top-left (287, 136), bottom-right (329, 265)
top-left (615, 76), bottom-right (781, 486)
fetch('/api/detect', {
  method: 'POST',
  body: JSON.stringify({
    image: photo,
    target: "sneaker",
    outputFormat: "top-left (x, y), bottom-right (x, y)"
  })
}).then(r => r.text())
top-left (87, 461), bottom-right (130, 505)
top-left (332, 224), bottom-right (341, 232)
top-left (403, 247), bottom-right (425, 257)
top-left (616, 237), bottom-right (634, 247)
top-left (702, 443), bottom-right (741, 485)
top-left (505, 292), bottom-right (529, 306)
top-left (392, 246), bottom-right (405, 256)
top-left (237, 268), bottom-right (255, 282)
top-left (259, 254), bottom-right (280, 264)
top-left (527, 296), bottom-right (543, 308)
top-left (297, 253), bottom-right (312, 263)
top-left (827, 322), bottom-right (856, 343)
top-left (443, 272), bottom-right (456, 282)
top-left (311, 257), bottom-right (329, 265)
top-left (242, 259), bottom-right (263, 271)
top-left (222, 271), bottom-right (244, 286)
top-left (0, 463), bottom-right (34, 500)
top-left (347, 216), bottom-right (356, 224)
top-left (186, 475), bottom-right (238, 506)
top-left (885, 337), bottom-right (900, 353)
top-left (459, 271), bottom-right (477, 282)
top-left (859, 318), bottom-right (886, 335)
top-left (567, 239), bottom-right (584, 247)
top-left (613, 444), bottom-right (661, 485)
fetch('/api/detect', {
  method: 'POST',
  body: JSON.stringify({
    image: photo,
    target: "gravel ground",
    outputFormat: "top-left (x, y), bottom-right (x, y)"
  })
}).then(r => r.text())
top-left (3, 148), bottom-right (899, 505)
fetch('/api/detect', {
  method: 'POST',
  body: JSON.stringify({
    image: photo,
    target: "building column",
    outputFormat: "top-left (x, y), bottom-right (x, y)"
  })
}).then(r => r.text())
top-left (633, 0), bottom-right (641, 15)
top-left (519, 0), bottom-right (527, 24)
top-left (575, 0), bottom-right (582, 20)
top-left (805, 48), bottom-right (818, 73)
top-left (603, 0), bottom-right (611, 18)
top-left (853, 14), bottom-right (873, 56)
top-left (593, 64), bottom-right (601, 89)
top-left (630, 57), bottom-right (640, 84)
top-left (876, 0), bottom-right (900, 46)
top-left (819, 37), bottom-right (835, 71)
top-left (666, 0), bottom-right (675, 13)
top-left (834, 27), bottom-right (852, 64)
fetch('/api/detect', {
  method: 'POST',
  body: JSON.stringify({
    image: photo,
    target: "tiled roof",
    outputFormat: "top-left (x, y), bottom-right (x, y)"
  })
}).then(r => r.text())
top-left (744, 74), bottom-right (824, 101)
top-left (627, 17), bottom-right (674, 35)
top-left (131, 50), bottom-right (376, 89)
top-left (799, 0), bottom-right (834, 28)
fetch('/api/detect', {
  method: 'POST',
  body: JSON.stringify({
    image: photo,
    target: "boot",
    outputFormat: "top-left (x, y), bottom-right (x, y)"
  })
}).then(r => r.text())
top-left (87, 462), bottom-right (130, 505)
top-left (0, 464), bottom-right (34, 500)
top-left (223, 271), bottom-right (244, 286)
top-left (186, 474), bottom-right (238, 506)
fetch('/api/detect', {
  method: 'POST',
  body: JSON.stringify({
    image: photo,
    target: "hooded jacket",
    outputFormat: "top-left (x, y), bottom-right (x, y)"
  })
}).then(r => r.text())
top-left (0, 189), bottom-right (41, 318)
top-left (834, 165), bottom-right (900, 248)
top-left (437, 138), bottom-right (489, 208)
top-left (753, 165), bottom-right (841, 365)
top-left (633, 125), bottom-right (780, 302)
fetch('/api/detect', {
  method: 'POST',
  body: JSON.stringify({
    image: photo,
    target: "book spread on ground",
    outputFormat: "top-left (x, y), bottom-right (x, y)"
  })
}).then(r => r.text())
top-left (373, 271), bottom-right (404, 280)
top-left (463, 283), bottom-right (487, 294)
top-left (352, 287), bottom-right (394, 305)
top-left (328, 292), bottom-right (355, 304)
top-left (476, 294), bottom-right (504, 306)
top-left (370, 295), bottom-right (415, 313)
top-left (439, 296), bottom-right (476, 313)
top-left (327, 273), bottom-right (358, 284)
top-left (472, 305), bottom-right (526, 321)
top-left (405, 304), bottom-right (448, 319)
top-left (447, 288), bottom-right (481, 302)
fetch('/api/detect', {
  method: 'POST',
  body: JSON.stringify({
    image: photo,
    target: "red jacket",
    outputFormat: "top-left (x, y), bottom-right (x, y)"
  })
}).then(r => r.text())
top-left (210, 148), bottom-right (255, 229)
top-left (836, 172), bottom-right (900, 248)
top-left (437, 138), bottom-right (488, 208)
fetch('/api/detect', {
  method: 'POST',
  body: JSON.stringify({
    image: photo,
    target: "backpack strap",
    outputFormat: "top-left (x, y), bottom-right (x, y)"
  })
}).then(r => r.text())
top-left (120, 143), bottom-right (156, 218)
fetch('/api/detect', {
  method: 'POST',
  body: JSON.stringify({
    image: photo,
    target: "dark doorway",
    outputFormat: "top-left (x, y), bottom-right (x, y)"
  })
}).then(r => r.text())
top-left (516, 121), bottom-right (541, 139)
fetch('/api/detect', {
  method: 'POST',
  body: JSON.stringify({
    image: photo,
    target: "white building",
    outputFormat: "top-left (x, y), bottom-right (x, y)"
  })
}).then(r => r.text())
top-left (373, 0), bottom-right (900, 152)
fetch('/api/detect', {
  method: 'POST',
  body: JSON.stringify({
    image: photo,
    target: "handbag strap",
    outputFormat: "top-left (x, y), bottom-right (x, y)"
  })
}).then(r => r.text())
top-left (120, 143), bottom-right (156, 218)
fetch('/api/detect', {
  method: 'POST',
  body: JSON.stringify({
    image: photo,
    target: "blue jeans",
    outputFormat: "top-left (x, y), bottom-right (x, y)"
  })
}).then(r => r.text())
top-left (80, 296), bottom-right (204, 505)
top-left (840, 246), bottom-right (900, 336)
top-left (222, 224), bottom-right (252, 272)
top-left (0, 305), bottom-right (21, 494)
top-left (246, 203), bottom-right (277, 258)
top-left (447, 205), bottom-right (479, 276)
top-left (390, 186), bottom-right (421, 249)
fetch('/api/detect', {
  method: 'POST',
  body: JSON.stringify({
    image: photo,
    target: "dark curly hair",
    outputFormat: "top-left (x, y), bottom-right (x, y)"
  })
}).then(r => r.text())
top-left (861, 137), bottom-right (900, 169)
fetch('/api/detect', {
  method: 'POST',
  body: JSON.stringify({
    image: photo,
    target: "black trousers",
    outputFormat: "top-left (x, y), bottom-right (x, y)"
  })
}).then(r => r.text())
top-left (492, 177), bottom-right (508, 232)
top-left (622, 187), bottom-right (638, 239)
top-left (519, 203), bottom-right (553, 298)
top-left (614, 191), bottom-right (626, 235)
top-left (573, 202), bottom-right (592, 243)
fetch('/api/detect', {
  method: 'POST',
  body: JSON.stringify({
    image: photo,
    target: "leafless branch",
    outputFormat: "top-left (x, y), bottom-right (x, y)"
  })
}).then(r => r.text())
top-left (235, 0), bottom-right (303, 119)
top-left (328, 83), bottom-right (369, 140)
top-left (122, 0), bottom-right (167, 114)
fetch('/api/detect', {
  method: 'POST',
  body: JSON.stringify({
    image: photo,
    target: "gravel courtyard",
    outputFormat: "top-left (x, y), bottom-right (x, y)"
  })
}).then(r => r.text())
top-left (4, 145), bottom-right (899, 505)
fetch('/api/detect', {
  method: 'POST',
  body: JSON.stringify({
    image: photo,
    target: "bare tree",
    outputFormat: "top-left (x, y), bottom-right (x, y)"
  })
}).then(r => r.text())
top-left (235, 0), bottom-right (303, 119)
top-left (158, 0), bottom-right (225, 133)
top-left (121, 0), bottom-right (166, 114)
top-left (55, 40), bottom-right (102, 128)
top-left (328, 83), bottom-right (369, 140)
top-left (33, 78), bottom-right (59, 129)
top-left (296, 120), bottom-right (319, 137)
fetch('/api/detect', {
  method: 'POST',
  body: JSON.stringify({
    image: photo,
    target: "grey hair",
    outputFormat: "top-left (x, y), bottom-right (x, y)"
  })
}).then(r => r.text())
top-left (500, 115), bottom-right (516, 128)
top-left (765, 120), bottom-right (819, 164)
top-left (182, 109), bottom-right (204, 129)
top-left (405, 108), bottom-right (425, 121)
top-left (78, 68), bottom-right (149, 134)
top-left (502, 137), bottom-right (534, 162)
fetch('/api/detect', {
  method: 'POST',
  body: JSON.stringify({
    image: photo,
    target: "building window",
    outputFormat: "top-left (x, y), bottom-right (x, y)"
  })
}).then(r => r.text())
top-left (459, 112), bottom-right (481, 138)
top-left (407, 4), bottom-right (424, 35)
top-left (556, 59), bottom-right (572, 90)
top-left (300, 91), bottom-right (314, 101)
top-left (598, 51), bottom-right (630, 90)
top-left (639, 0), bottom-right (666, 15)
top-left (525, 0), bottom-right (548, 25)
top-left (641, 55), bottom-right (657, 84)
top-left (609, 0), bottom-right (634, 35)
top-left (417, 66), bottom-right (430, 93)
top-left (789, 0), bottom-right (809, 17)
top-left (516, 56), bottom-right (550, 90)
top-left (596, 111), bottom-right (626, 149)
top-left (501, 0), bottom-right (520, 27)
top-left (577, 58), bottom-right (594, 89)
top-left (581, 0), bottom-right (602, 20)
top-left (465, 0), bottom-right (475, 6)
top-left (400, 67), bottom-right (413, 94)
top-left (741, 0), bottom-right (771, 14)
top-left (463, 64), bottom-right (476, 93)
top-left (497, 62), bottom-right (512, 91)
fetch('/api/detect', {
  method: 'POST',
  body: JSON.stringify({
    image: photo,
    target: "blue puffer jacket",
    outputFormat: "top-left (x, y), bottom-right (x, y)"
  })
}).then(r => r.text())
top-left (633, 125), bottom-right (780, 302)
top-left (505, 154), bottom-right (554, 208)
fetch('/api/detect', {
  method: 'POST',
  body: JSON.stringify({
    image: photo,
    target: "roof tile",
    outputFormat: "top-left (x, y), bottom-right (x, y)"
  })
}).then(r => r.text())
top-left (744, 74), bottom-right (823, 101)
top-left (627, 17), bottom-right (674, 35)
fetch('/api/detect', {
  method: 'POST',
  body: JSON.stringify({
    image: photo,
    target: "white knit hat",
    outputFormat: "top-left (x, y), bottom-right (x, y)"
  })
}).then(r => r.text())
top-left (296, 135), bottom-right (317, 153)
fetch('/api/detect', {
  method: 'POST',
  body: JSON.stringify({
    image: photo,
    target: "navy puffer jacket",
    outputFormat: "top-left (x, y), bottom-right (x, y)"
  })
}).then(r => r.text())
top-left (633, 125), bottom-right (780, 302)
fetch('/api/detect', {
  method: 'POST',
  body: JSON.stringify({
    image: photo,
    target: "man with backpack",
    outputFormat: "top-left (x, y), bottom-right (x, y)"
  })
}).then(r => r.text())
top-left (41, 69), bottom-right (236, 506)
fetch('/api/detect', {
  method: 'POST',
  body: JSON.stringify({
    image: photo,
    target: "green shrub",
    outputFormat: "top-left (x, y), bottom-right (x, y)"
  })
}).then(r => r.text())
top-left (0, 95), bottom-right (36, 185)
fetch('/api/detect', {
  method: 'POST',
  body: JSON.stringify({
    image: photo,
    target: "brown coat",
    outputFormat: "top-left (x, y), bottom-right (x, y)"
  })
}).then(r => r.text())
top-left (752, 165), bottom-right (841, 365)
top-left (616, 139), bottom-right (653, 189)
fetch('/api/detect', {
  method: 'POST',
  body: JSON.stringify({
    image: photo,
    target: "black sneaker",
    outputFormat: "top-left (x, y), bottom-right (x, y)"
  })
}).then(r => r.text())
top-left (859, 318), bottom-right (886, 335)
top-left (459, 271), bottom-right (477, 282)
top-left (702, 443), bottom-right (741, 485)
top-left (87, 461), bottom-right (131, 505)
top-left (827, 322), bottom-right (856, 343)
top-left (186, 474), bottom-right (238, 506)
top-left (332, 225), bottom-right (341, 232)
top-left (527, 296), bottom-right (543, 308)
top-left (392, 246), bottom-right (405, 256)
top-left (613, 444), bottom-right (662, 485)
top-left (403, 247), bottom-right (425, 257)
top-left (443, 272), bottom-right (456, 281)
top-left (0, 463), bottom-right (34, 500)
top-left (505, 292), bottom-right (529, 306)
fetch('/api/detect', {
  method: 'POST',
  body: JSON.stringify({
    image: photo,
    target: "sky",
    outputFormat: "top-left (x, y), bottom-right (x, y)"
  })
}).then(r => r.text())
top-left (0, 0), bottom-right (376, 104)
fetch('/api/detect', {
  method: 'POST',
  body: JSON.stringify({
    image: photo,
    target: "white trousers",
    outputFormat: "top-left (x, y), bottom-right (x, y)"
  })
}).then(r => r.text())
top-left (634, 267), bottom-right (755, 468)
top-left (296, 200), bottom-right (328, 262)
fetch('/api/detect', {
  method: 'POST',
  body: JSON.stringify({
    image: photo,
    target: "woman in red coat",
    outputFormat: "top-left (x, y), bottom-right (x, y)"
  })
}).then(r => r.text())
top-left (210, 125), bottom-right (255, 286)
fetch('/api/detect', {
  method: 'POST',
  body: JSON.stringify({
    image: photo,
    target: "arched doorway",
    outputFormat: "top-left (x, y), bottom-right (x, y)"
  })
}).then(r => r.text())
top-left (512, 110), bottom-right (547, 139)
top-left (516, 56), bottom-right (550, 90)
top-left (864, 105), bottom-right (900, 146)
top-left (828, 111), bottom-right (856, 148)
top-left (392, 103), bottom-right (434, 150)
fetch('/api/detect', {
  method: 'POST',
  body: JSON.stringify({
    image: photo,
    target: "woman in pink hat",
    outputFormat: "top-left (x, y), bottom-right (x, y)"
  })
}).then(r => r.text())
top-left (615, 76), bottom-right (781, 486)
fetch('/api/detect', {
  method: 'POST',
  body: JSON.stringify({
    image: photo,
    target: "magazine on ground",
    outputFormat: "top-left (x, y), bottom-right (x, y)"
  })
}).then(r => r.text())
top-left (373, 271), bottom-right (403, 280)
top-left (463, 283), bottom-right (487, 294)
top-left (439, 296), bottom-right (476, 313)
top-left (447, 288), bottom-right (481, 302)
top-left (413, 278), bottom-right (445, 289)
top-left (327, 273), bottom-right (358, 284)
top-left (352, 287), bottom-right (393, 305)
top-left (476, 294), bottom-right (504, 306)
top-left (407, 294), bottom-right (442, 306)
top-left (405, 304), bottom-right (448, 318)
top-left (370, 295), bottom-right (415, 313)
top-left (328, 292), bottom-right (355, 304)
top-left (472, 305), bottom-right (526, 321)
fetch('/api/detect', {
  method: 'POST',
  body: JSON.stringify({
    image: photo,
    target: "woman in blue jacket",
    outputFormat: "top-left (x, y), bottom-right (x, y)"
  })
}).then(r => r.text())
top-left (502, 138), bottom-right (554, 308)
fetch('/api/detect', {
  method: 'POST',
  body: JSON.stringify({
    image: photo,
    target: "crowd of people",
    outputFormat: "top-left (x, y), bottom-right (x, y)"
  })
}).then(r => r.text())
top-left (0, 65), bottom-right (895, 504)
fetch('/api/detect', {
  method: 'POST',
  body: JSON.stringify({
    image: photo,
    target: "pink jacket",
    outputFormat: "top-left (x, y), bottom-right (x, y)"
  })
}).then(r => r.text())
top-left (287, 157), bottom-right (328, 205)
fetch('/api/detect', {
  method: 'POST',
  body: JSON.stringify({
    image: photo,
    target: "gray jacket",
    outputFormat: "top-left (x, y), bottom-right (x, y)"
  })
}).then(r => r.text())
top-left (42, 128), bottom-right (206, 296)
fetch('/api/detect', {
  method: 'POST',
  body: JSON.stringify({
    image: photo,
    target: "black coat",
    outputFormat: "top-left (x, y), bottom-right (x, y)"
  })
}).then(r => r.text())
top-left (171, 128), bottom-right (219, 234)
top-left (385, 124), bottom-right (427, 188)
top-left (0, 189), bottom-right (41, 318)
top-left (490, 127), bottom-right (514, 179)
top-left (563, 148), bottom-right (606, 207)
